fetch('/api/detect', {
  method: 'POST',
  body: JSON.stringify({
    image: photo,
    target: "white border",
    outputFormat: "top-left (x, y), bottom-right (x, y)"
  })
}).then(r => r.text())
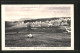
top-left (1, 4), bottom-right (74, 51)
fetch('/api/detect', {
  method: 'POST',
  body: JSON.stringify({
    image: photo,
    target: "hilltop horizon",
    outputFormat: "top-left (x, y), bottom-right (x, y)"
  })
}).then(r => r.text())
top-left (5, 17), bottom-right (70, 22)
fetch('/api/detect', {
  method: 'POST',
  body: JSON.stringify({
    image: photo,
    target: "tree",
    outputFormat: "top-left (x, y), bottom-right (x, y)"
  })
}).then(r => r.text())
top-left (67, 19), bottom-right (71, 26)
top-left (27, 23), bottom-right (31, 32)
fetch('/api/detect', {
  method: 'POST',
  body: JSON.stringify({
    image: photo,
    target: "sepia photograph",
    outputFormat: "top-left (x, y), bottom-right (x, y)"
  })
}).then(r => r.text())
top-left (1, 4), bottom-right (74, 50)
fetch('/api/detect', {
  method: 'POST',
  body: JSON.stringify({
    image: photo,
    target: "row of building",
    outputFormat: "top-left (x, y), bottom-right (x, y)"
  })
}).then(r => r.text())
top-left (22, 17), bottom-right (71, 27)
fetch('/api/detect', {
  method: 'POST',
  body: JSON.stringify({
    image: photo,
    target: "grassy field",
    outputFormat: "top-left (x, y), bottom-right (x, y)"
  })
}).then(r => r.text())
top-left (5, 22), bottom-right (71, 47)
top-left (5, 30), bottom-right (71, 47)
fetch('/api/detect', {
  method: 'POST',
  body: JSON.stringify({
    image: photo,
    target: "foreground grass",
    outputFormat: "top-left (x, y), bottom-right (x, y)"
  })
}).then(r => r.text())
top-left (5, 32), bottom-right (71, 47)
top-left (5, 26), bottom-right (71, 47)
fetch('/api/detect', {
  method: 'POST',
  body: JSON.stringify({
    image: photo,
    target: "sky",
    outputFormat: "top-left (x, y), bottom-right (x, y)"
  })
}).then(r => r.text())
top-left (2, 4), bottom-right (71, 21)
